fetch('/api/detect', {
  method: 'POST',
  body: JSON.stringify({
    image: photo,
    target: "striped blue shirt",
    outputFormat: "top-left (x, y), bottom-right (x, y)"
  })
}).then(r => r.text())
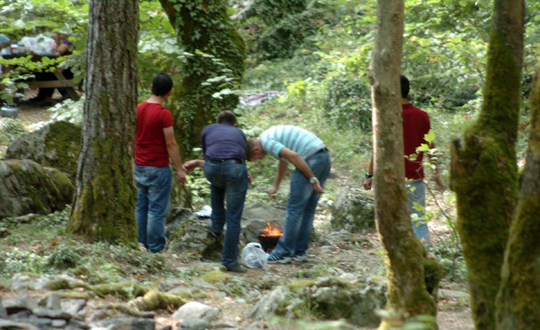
top-left (260, 125), bottom-right (325, 160)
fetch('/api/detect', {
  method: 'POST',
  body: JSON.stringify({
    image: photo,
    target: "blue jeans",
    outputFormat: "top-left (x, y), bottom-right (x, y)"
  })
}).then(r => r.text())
top-left (406, 179), bottom-right (430, 247)
top-left (203, 160), bottom-right (248, 269)
top-left (135, 165), bottom-right (172, 253)
top-left (273, 150), bottom-right (331, 258)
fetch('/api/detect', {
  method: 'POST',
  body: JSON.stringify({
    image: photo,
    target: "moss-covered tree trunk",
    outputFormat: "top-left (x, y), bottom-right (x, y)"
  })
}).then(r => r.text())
top-left (496, 36), bottom-right (540, 328)
top-left (368, 0), bottom-right (436, 329)
top-left (159, 0), bottom-right (246, 161)
top-left (449, 1), bottom-right (524, 329)
top-left (67, 0), bottom-right (139, 246)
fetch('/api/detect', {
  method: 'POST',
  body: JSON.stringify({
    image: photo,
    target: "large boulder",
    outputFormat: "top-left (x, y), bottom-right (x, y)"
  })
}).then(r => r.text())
top-left (5, 121), bottom-right (81, 181)
top-left (241, 203), bottom-right (286, 244)
top-left (0, 159), bottom-right (73, 219)
top-left (331, 188), bottom-right (375, 232)
top-left (246, 275), bottom-right (387, 327)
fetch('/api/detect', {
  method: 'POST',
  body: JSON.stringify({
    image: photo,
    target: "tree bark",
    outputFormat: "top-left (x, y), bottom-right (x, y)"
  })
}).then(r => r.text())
top-left (450, 1), bottom-right (524, 329)
top-left (159, 0), bottom-right (246, 162)
top-left (496, 13), bottom-right (540, 327)
top-left (368, 0), bottom-right (436, 328)
top-left (67, 0), bottom-right (139, 246)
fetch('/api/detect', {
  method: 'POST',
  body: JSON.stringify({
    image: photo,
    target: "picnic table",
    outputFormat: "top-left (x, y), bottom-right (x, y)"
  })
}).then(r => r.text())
top-left (2, 53), bottom-right (80, 101)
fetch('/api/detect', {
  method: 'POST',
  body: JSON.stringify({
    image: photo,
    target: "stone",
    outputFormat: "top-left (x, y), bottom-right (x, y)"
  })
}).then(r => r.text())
top-left (60, 299), bottom-right (87, 317)
top-left (240, 203), bottom-right (286, 245)
top-left (51, 319), bottom-right (67, 328)
top-left (5, 121), bottom-right (81, 181)
top-left (67, 319), bottom-right (90, 330)
top-left (245, 286), bottom-right (291, 319)
top-left (172, 302), bottom-right (219, 323)
top-left (165, 215), bottom-right (223, 261)
top-left (44, 293), bottom-right (61, 310)
top-left (439, 289), bottom-right (470, 299)
top-left (178, 319), bottom-right (212, 330)
top-left (166, 287), bottom-right (193, 298)
top-left (94, 318), bottom-right (155, 330)
top-left (3, 296), bottom-right (38, 315)
top-left (247, 276), bottom-right (386, 327)
top-left (32, 308), bottom-right (72, 319)
top-left (331, 188), bottom-right (375, 232)
top-left (0, 319), bottom-right (39, 330)
top-left (157, 279), bottom-right (185, 292)
top-left (0, 160), bottom-right (73, 219)
top-left (325, 229), bottom-right (352, 244)
top-left (0, 296), bottom-right (8, 319)
top-left (191, 279), bottom-right (218, 291)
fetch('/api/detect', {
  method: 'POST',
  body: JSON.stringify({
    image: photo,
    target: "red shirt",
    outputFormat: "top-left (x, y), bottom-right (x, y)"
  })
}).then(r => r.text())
top-left (135, 102), bottom-right (174, 167)
top-left (402, 103), bottom-right (431, 180)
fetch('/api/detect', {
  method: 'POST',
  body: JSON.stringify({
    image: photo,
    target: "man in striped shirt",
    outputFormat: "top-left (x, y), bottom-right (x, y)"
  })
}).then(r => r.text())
top-left (247, 125), bottom-right (331, 264)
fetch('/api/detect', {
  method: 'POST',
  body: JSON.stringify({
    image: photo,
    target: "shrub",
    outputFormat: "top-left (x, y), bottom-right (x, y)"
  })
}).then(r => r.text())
top-left (324, 75), bottom-right (372, 130)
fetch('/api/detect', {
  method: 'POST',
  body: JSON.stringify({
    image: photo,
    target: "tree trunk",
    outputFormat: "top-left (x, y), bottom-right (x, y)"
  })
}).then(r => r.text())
top-left (159, 0), bottom-right (246, 161)
top-left (449, 1), bottom-right (524, 329)
top-left (496, 21), bottom-right (540, 328)
top-left (67, 0), bottom-right (139, 246)
top-left (368, 0), bottom-right (436, 329)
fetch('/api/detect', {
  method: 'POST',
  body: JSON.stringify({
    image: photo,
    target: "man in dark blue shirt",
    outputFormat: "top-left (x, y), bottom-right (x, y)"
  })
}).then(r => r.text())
top-left (183, 111), bottom-right (250, 272)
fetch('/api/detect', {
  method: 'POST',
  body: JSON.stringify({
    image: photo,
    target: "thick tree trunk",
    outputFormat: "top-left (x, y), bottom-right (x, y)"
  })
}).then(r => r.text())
top-left (496, 33), bottom-right (540, 328)
top-left (449, 1), bottom-right (524, 329)
top-left (159, 0), bottom-right (246, 161)
top-left (368, 1), bottom-right (436, 329)
top-left (67, 0), bottom-right (139, 246)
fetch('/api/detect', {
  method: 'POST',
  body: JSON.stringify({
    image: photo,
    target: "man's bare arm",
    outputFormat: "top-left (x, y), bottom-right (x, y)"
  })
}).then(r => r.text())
top-left (163, 126), bottom-right (186, 185)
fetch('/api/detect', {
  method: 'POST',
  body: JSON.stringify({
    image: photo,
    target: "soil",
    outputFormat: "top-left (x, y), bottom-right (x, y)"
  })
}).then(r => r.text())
top-left (0, 97), bottom-right (475, 330)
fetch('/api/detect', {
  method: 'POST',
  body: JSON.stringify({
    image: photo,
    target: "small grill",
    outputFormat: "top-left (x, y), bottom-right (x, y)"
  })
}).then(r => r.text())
top-left (258, 222), bottom-right (283, 252)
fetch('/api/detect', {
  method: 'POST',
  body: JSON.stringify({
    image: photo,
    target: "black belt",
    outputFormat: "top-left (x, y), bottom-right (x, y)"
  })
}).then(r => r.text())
top-left (206, 158), bottom-right (245, 165)
top-left (316, 147), bottom-right (329, 154)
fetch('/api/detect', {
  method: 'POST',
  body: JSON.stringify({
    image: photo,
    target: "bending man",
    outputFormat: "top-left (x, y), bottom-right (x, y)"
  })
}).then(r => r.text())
top-left (247, 125), bottom-right (331, 264)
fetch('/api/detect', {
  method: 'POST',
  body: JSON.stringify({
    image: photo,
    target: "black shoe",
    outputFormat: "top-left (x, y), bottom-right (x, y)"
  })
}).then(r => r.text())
top-left (207, 219), bottom-right (222, 237)
top-left (227, 263), bottom-right (247, 273)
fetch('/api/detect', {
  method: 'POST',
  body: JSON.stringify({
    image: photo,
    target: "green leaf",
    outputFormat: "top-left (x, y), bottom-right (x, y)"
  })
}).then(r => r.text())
top-left (424, 129), bottom-right (436, 143)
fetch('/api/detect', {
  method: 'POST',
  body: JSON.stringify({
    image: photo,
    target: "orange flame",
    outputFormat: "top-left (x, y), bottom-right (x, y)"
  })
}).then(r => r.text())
top-left (260, 222), bottom-right (283, 237)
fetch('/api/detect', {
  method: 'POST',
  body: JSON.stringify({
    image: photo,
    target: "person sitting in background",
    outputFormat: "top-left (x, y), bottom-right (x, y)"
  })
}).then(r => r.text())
top-left (31, 33), bottom-right (74, 105)
top-left (0, 33), bottom-right (11, 74)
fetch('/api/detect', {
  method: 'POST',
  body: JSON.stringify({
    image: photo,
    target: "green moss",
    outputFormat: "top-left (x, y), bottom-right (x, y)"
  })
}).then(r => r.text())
top-left (201, 270), bottom-right (231, 284)
top-left (43, 121), bottom-right (82, 180)
top-left (287, 279), bottom-right (315, 292)
top-left (129, 290), bottom-right (187, 311)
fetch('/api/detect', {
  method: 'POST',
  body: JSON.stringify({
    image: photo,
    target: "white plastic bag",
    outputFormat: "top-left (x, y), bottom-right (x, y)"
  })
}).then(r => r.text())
top-left (241, 242), bottom-right (268, 269)
top-left (20, 36), bottom-right (57, 54)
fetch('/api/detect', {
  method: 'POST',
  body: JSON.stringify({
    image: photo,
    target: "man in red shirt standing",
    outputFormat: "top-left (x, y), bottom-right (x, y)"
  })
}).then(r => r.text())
top-left (135, 73), bottom-right (186, 253)
top-left (363, 75), bottom-right (441, 247)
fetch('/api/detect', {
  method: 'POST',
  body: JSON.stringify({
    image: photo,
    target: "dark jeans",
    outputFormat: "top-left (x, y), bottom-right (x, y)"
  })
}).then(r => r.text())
top-left (273, 150), bottom-right (331, 257)
top-left (135, 165), bottom-right (172, 253)
top-left (203, 160), bottom-right (248, 269)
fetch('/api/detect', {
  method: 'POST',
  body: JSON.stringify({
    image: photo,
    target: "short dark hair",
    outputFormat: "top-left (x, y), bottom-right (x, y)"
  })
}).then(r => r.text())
top-left (245, 139), bottom-right (256, 159)
top-left (217, 111), bottom-right (236, 125)
top-left (400, 75), bottom-right (410, 99)
top-left (152, 73), bottom-right (173, 97)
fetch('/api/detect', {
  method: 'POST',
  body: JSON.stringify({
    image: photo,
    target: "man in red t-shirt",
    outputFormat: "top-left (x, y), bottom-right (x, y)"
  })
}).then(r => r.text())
top-left (135, 73), bottom-right (185, 253)
top-left (363, 75), bottom-right (442, 247)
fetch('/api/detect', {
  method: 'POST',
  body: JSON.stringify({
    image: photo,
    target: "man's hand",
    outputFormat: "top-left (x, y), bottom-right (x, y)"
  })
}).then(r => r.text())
top-left (312, 180), bottom-right (324, 194)
top-left (183, 160), bottom-right (203, 173)
top-left (363, 177), bottom-right (372, 190)
top-left (266, 186), bottom-right (278, 195)
top-left (248, 173), bottom-right (253, 184)
top-left (176, 169), bottom-right (186, 186)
